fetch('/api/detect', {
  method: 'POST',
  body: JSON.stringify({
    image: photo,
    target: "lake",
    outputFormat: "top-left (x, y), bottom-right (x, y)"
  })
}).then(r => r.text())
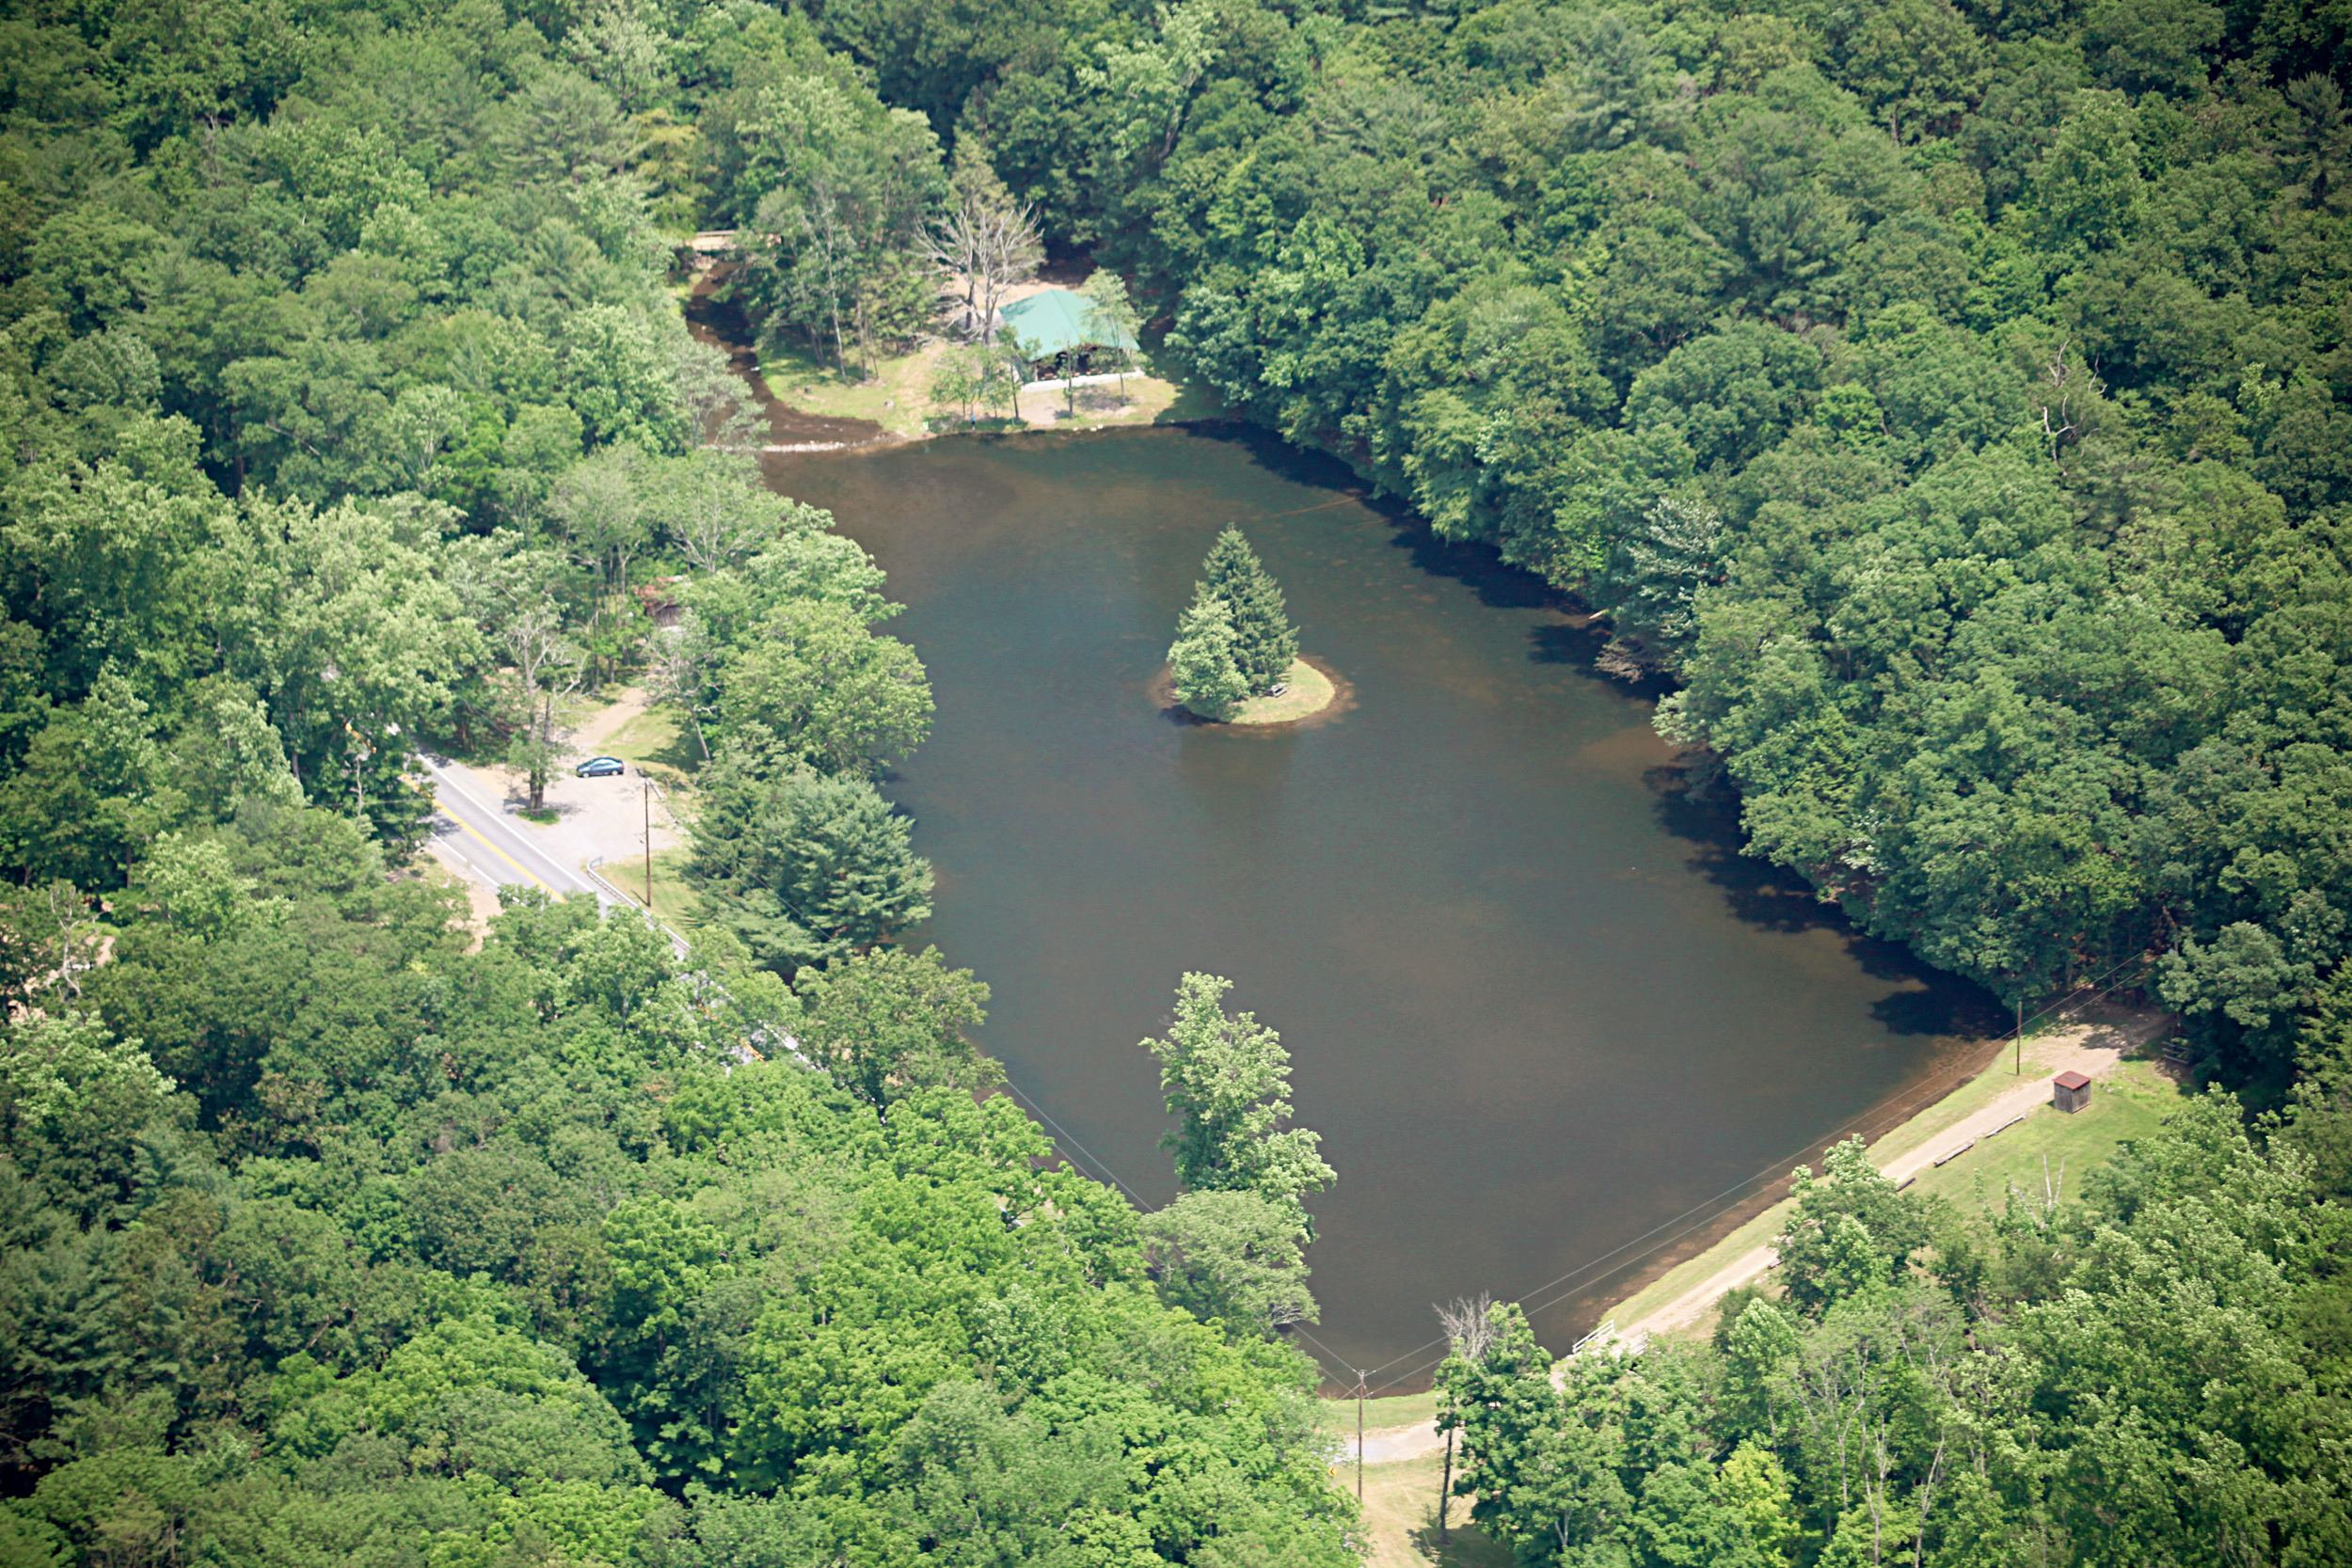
top-left (763, 422), bottom-right (2000, 1390)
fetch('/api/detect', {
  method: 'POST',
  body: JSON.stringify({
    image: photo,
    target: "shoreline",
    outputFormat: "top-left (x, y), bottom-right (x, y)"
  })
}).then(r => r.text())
top-left (683, 263), bottom-right (1224, 445)
top-left (1223, 657), bottom-right (1341, 726)
top-left (1150, 655), bottom-right (1355, 732)
top-left (1602, 1003), bottom-right (2169, 1347)
top-left (1318, 998), bottom-right (2171, 1446)
top-left (691, 268), bottom-right (2177, 1444)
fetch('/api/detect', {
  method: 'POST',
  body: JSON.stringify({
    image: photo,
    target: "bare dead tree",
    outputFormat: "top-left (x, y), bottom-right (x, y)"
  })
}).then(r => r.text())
top-left (2032, 339), bottom-right (2094, 471)
top-left (1434, 1294), bottom-right (1501, 1545)
top-left (1438, 1293), bottom-right (1501, 1361)
top-left (926, 140), bottom-right (1041, 345)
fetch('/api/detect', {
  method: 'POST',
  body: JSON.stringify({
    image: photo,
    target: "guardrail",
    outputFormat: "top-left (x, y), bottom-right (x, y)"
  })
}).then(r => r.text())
top-left (579, 858), bottom-right (693, 958)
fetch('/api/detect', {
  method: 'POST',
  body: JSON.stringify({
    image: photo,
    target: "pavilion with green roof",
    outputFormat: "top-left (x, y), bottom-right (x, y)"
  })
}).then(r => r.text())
top-left (998, 288), bottom-right (1138, 380)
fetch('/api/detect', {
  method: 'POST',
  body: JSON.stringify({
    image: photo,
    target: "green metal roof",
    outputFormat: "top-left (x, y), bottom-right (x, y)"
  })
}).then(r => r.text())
top-left (998, 288), bottom-right (1137, 356)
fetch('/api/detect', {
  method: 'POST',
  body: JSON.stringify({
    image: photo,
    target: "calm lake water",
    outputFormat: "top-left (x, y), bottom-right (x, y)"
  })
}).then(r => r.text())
top-left (764, 423), bottom-right (2000, 1388)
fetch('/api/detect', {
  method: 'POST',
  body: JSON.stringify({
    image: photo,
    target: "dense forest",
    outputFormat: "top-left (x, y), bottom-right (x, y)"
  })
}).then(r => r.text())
top-left (3, 0), bottom-right (2352, 1562)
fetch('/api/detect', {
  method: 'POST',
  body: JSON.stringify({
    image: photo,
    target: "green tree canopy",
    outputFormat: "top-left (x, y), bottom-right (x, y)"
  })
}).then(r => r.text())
top-left (1141, 973), bottom-right (1334, 1219)
top-left (1165, 586), bottom-right (1250, 721)
top-left (1200, 525), bottom-right (1299, 692)
top-left (687, 765), bottom-right (934, 978)
top-left (794, 945), bottom-right (995, 1107)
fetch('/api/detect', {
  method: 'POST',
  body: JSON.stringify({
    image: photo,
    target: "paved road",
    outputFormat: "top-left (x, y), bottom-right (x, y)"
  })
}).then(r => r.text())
top-left (420, 755), bottom-right (614, 907)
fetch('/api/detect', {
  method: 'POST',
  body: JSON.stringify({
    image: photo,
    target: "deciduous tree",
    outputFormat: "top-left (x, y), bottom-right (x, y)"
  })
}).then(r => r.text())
top-left (1140, 973), bottom-right (1332, 1217)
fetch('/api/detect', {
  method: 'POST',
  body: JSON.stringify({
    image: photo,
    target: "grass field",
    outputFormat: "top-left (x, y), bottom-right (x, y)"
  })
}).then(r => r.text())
top-left (1314, 1390), bottom-right (1525, 1565)
top-left (1314, 1036), bottom-right (2192, 1561)
top-left (1599, 1014), bottom-right (2176, 1339)
top-left (599, 847), bottom-right (697, 926)
top-left (1345, 1451), bottom-right (1514, 1568)
top-left (744, 333), bottom-right (1221, 438)
top-left (598, 704), bottom-right (704, 788)
top-left (1230, 658), bottom-right (1337, 725)
top-left (1901, 1053), bottom-right (2183, 1212)
top-left (1316, 1390), bottom-right (1438, 1435)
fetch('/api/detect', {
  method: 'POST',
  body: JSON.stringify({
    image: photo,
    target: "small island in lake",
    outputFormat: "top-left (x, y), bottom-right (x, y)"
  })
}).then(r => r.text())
top-left (1224, 657), bottom-right (1337, 725)
top-left (1167, 527), bottom-right (1338, 724)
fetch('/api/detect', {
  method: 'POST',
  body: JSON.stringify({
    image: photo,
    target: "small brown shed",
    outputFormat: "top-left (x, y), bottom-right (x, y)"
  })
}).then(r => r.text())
top-left (2052, 1069), bottom-right (2092, 1115)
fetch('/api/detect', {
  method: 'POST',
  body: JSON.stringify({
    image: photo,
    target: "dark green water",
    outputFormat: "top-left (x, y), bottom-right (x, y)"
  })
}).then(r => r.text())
top-left (765, 424), bottom-right (1999, 1389)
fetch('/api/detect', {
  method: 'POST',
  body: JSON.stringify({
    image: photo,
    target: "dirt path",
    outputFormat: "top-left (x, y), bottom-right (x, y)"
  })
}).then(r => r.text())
top-left (573, 689), bottom-right (650, 752)
top-left (1345, 1011), bottom-right (2169, 1467)
top-left (1620, 1010), bottom-right (2166, 1346)
top-left (1343, 1424), bottom-right (1452, 1465)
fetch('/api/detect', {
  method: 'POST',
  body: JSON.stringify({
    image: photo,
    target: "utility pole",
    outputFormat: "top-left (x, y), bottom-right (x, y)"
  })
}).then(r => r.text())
top-left (643, 778), bottom-right (654, 912)
top-left (1438, 1426), bottom-right (1454, 1546)
top-left (1355, 1370), bottom-right (1366, 1502)
top-left (2014, 997), bottom-right (2024, 1075)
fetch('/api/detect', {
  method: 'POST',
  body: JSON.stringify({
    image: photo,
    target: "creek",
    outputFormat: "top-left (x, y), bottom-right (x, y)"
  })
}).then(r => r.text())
top-left (756, 421), bottom-right (2000, 1386)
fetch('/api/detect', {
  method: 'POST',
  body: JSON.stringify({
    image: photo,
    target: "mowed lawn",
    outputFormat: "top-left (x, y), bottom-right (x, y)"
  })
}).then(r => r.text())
top-left (1349, 1451), bottom-right (1514, 1568)
top-left (597, 702), bottom-right (704, 786)
top-left (1326, 1053), bottom-right (2194, 1564)
top-left (1902, 1053), bottom-right (2188, 1212)
top-left (1317, 1391), bottom-right (1438, 1435)
top-left (599, 847), bottom-right (696, 927)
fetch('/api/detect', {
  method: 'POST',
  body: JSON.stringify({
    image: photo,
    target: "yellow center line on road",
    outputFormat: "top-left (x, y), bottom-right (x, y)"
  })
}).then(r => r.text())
top-left (440, 802), bottom-right (557, 894)
top-left (442, 817), bottom-right (552, 888)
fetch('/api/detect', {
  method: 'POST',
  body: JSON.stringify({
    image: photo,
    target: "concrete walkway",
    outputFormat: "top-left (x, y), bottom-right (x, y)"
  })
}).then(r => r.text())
top-left (1337, 1013), bottom-right (2168, 1467)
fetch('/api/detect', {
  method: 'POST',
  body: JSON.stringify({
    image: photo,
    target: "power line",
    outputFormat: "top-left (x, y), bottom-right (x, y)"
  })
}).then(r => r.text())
top-left (994, 1075), bottom-right (1361, 1386)
top-left (993, 953), bottom-right (2155, 1397)
top-left (1333, 953), bottom-right (2160, 1386)
top-left (996, 1078), bottom-right (1148, 1205)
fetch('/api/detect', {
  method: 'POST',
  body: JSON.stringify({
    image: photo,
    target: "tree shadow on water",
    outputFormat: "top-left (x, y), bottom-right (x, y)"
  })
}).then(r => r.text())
top-left (1527, 618), bottom-right (1609, 666)
top-left (1380, 515), bottom-right (1561, 611)
top-left (1529, 620), bottom-right (1686, 704)
top-left (1645, 759), bottom-right (1843, 937)
top-left (1870, 976), bottom-right (2007, 1037)
top-left (1200, 423), bottom-right (1565, 611)
top-left (1644, 758), bottom-right (2006, 1037)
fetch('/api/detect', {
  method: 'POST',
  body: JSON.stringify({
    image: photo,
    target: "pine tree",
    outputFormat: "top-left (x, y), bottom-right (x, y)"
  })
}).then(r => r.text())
top-left (1167, 588), bottom-right (1250, 721)
top-left (686, 764), bottom-right (933, 977)
top-left (1200, 527), bottom-right (1297, 691)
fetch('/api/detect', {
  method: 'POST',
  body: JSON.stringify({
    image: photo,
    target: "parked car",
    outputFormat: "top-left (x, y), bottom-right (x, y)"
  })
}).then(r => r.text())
top-left (575, 756), bottom-right (626, 778)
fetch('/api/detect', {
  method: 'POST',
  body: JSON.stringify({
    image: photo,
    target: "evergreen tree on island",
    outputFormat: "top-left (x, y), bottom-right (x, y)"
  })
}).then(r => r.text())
top-left (1167, 587), bottom-right (1251, 721)
top-left (1200, 526), bottom-right (1298, 692)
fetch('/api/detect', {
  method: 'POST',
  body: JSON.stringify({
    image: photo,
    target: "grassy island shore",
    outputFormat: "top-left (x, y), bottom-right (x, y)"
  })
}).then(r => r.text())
top-left (1226, 658), bottom-right (1338, 725)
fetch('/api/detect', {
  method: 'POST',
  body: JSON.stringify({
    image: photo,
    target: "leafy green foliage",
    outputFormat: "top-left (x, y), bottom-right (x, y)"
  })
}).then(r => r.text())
top-left (937, 0), bottom-right (2352, 1083)
top-left (1773, 1136), bottom-right (1933, 1316)
top-left (1199, 525), bottom-right (1298, 692)
top-left (11, 0), bottom-right (2352, 1558)
top-left (1142, 973), bottom-right (1333, 1217)
top-left (794, 945), bottom-right (996, 1107)
top-left (1165, 586), bottom-right (1250, 721)
top-left (1142, 1187), bottom-right (1318, 1338)
top-left (1445, 1085), bottom-right (2352, 1567)
top-left (711, 599), bottom-right (934, 779)
top-left (0, 817), bottom-right (1354, 1562)
top-left (687, 765), bottom-right (934, 978)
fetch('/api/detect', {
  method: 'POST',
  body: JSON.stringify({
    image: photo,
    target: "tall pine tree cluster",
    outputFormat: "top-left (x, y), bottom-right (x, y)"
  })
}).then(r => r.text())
top-left (1167, 528), bottom-right (1299, 719)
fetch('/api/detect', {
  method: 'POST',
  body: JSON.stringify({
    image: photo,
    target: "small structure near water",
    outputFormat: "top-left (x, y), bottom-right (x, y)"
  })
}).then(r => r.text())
top-left (1000, 289), bottom-right (1138, 379)
top-left (2052, 1069), bottom-right (2092, 1114)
